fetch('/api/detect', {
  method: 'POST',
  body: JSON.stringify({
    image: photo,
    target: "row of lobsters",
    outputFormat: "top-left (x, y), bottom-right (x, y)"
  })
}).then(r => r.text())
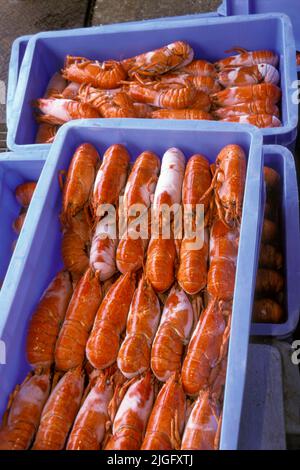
top-left (0, 142), bottom-right (247, 450)
top-left (253, 166), bottom-right (285, 323)
top-left (33, 41), bottom-right (282, 144)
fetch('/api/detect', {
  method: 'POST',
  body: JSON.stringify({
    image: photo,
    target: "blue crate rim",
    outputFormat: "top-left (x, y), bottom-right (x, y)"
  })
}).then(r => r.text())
top-left (2, 118), bottom-right (264, 450)
top-left (7, 12), bottom-right (298, 151)
top-left (0, 150), bottom-right (48, 161)
top-left (15, 12), bottom-right (292, 38)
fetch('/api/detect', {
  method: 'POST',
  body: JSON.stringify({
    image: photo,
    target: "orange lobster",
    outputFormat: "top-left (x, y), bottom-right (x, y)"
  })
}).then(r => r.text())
top-left (189, 90), bottom-right (211, 111)
top-left (61, 228), bottom-right (89, 280)
top-left (116, 235), bottom-right (149, 275)
top-left (259, 244), bottom-right (283, 270)
top-left (60, 143), bottom-right (100, 225)
top-left (66, 373), bottom-right (113, 450)
top-left (181, 59), bottom-right (216, 77)
top-left (0, 372), bottom-right (50, 450)
top-left (207, 218), bottom-right (239, 300)
top-left (35, 72), bottom-right (66, 142)
top-left (122, 41), bottom-right (194, 77)
top-left (182, 154), bottom-right (212, 213)
top-left (78, 85), bottom-right (137, 117)
top-left (86, 272), bottom-right (136, 369)
top-left (145, 236), bottom-right (176, 293)
top-left (146, 147), bottom-right (185, 293)
top-left (191, 75), bottom-right (221, 94)
top-left (264, 166), bottom-right (280, 190)
top-left (181, 391), bottom-right (221, 450)
top-left (177, 229), bottom-right (209, 295)
top-left (253, 299), bottom-right (284, 323)
top-left (155, 72), bottom-right (220, 94)
top-left (92, 144), bottom-right (130, 218)
top-left (218, 63), bottom-right (279, 87)
top-left (123, 150), bottom-right (160, 213)
top-left (13, 211), bottom-right (27, 234)
top-left (212, 83), bottom-right (281, 107)
top-left (105, 372), bottom-right (154, 450)
top-left (63, 207), bottom-right (91, 243)
top-left (215, 48), bottom-right (279, 70)
top-left (255, 268), bottom-right (284, 294)
top-left (55, 268), bottom-right (102, 371)
top-left (26, 270), bottom-right (72, 369)
top-left (35, 123), bottom-right (58, 144)
top-left (116, 150), bottom-right (160, 274)
top-left (32, 367), bottom-right (84, 450)
top-left (13, 182), bottom-right (35, 235)
top-left (62, 56), bottom-right (127, 88)
top-left (125, 81), bottom-right (197, 109)
top-left (118, 276), bottom-right (161, 378)
top-left (62, 81), bottom-right (80, 99)
top-left (221, 114), bottom-right (282, 128)
top-left (177, 154), bottom-right (211, 295)
top-left (151, 285), bottom-right (194, 382)
top-left (44, 72), bottom-right (67, 99)
top-left (133, 102), bottom-right (154, 118)
top-left (151, 109), bottom-right (212, 120)
top-left (98, 91), bottom-right (137, 118)
top-left (141, 373), bottom-right (186, 450)
top-left (181, 299), bottom-right (231, 396)
top-left (214, 99), bottom-right (280, 119)
top-left (205, 144), bottom-right (246, 226)
top-left (152, 147), bottom-right (185, 222)
top-left (34, 98), bottom-right (100, 125)
top-left (90, 216), bottom-right (118, 281)
top-left (61, 210), bottom-right (91, 279)
top-left (15, 181), bottom-right (37, 208)
top-left (261, 218), bottom-right (278, 243)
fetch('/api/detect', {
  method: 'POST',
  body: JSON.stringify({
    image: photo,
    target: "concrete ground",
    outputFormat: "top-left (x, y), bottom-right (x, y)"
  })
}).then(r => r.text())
top-left (0, 0), bottom-right (221, 133)
top-left (0, 0), bottom-right (91, 129)
top-left (92, 0), bottom-right (221, 25)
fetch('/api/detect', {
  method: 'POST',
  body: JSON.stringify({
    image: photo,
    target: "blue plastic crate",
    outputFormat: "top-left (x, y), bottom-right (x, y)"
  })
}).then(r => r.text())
top-left (0, 151), bottom-right (46, 299)
top-left (251, 145), bottom-right (300, 338)
top-left (0, 119), bottom-right (264, 450)
top-left (7, 13), bottom-right (298, 153)
top-left (6, 12), bottom-right (221, 132)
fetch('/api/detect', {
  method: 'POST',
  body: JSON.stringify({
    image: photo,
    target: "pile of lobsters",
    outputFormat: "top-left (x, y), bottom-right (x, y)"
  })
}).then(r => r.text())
top-left (33, 41), bottom-right (282, 144)
top-left (0, 141), bottom-right (250, 450)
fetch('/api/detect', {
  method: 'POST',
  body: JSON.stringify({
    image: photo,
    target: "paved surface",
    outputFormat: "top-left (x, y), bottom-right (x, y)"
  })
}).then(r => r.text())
top-left (0, 0), bottom-right (221, 136)
top-left (0, 0), bottom-right (90, 125)
top-left (92, 0), bottom-right (221, 24)
top-left (239, 344), bottom-right (286, 450)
